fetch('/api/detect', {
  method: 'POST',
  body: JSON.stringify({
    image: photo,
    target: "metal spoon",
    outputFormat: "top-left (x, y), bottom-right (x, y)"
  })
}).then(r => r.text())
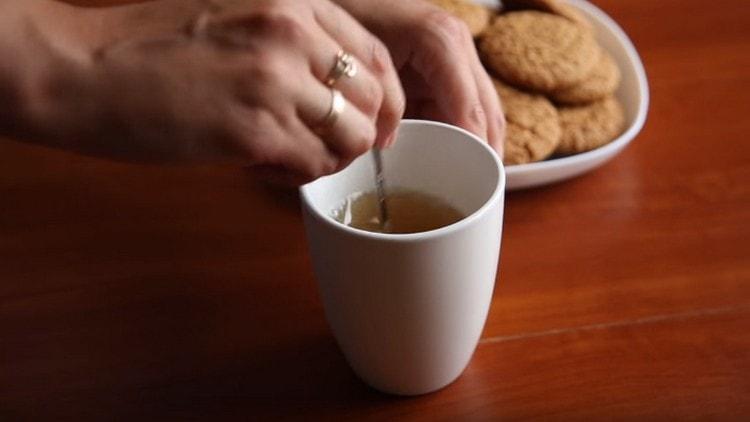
top-left (371, 148), bottom-right (389, 231)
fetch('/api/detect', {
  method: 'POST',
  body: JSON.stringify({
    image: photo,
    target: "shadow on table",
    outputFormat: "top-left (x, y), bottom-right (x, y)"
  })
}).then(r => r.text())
top-left (103, 270), bottom-right (404, 419)
top-left (130, 334), bottom-right (400, 419)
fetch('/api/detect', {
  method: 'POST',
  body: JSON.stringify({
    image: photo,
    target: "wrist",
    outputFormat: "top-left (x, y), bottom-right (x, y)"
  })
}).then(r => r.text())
top-left (0, 0), bottom-right (97, 144)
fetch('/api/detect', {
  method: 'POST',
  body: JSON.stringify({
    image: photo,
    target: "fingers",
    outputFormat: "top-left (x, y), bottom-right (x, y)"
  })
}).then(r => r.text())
top-left (408, 11), bottom-right (488, 142)
top-left (235, 106), bottom-right (341, 183)
top-left (394, 6), bottom-right (505, 157)
top-left (470, 54), bottom-right (506, 158)
top-left (208, 1), bottom-right (398, 182)
top-left (293, 72), bottom-right (377, 162)
top-left (290, 21), bottom-right (386, 141)
top-left (235, 95), bottom-right (367, 185)
top-left (254, 100), bottom-right (372, 185)
top-left (310, 0), bottom-right (405, 148)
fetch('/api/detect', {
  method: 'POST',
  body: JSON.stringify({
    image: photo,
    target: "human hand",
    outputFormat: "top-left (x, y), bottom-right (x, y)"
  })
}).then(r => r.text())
top-left (25, 0), bottom-right (406, 184)
top-left (333, 0), bottom-right (505, 156)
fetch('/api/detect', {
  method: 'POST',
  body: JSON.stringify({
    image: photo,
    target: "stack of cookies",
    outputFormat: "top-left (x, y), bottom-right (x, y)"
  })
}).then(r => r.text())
top-left (429, 0), bottom-right (626, 165)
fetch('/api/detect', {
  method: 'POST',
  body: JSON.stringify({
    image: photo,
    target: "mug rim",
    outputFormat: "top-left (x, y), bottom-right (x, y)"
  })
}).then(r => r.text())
top-left (299, 119), bottom-right (505, 243)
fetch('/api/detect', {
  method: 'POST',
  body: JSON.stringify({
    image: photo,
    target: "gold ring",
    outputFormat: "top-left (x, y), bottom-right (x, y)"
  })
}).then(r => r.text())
top-left (325, 50), bottom-right (358, 86)
top-left (318, 88), bottom-right (346, 132)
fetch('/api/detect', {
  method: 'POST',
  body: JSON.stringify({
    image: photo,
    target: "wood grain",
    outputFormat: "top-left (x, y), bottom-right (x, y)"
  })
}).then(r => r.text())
top-left (2, 0), bottom-right (750, 419)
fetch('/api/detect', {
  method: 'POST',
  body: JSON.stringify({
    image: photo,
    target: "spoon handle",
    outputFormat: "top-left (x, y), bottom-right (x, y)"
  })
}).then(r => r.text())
top-left (372, 148), bottom-right (389, 227)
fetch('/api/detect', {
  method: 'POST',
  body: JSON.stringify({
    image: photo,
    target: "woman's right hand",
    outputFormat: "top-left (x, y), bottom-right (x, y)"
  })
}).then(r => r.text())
top-left (27, 0), bottom-right (405, 184)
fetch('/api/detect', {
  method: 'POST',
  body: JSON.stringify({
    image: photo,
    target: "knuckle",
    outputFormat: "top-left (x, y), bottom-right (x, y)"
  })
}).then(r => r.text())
top-left (319, 157), bottom-right (339, 177)
top-left (242, 109), bottom-right (276, 134)
top-left (359, 81), bottom-right (384, 118)
top-left (350, 134), bottom-right (375, 158)
top-left (467, 102), bottom-right (487, 128)
top-left (304, 156), bottom-right (337, 181)
top-left (496, 110), bottom-right (507, 131)
top-left (383, 91), bottom-right (406, 123)
top-left (357, 124), bottom-right (378, 154)
top-left (227, 109), bottom-right (278, 162)
top-left (339, 125), bottom-right (375, 161)
top-left (245, 52), bottom-right (287, 87)
top-left (423, 10), bottom-right (471, 47)
top-left (253, 6), bottom-right (307, 45)
top-left (367, 39), bottom-right (394, 76)
top-left (497, 113), bottom-right (507, 141)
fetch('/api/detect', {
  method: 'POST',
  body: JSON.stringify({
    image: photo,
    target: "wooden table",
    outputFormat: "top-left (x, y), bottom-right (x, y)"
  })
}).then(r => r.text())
top-left (2, 0), bottom-right (749, 419)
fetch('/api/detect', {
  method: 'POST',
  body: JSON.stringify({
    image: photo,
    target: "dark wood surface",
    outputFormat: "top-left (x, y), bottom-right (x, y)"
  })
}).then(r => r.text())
top-left (2, 0), bottom-right (750, 419)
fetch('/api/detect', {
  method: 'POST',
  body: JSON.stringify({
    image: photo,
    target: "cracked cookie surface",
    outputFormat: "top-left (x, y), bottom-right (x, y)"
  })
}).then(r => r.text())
top-left (493, 79), bottom-right (561, 164)
top-left (550, 51), bottom-right (621, 105)
top-left (480, 11), bottom-right (599, 92)
top-left (556, 96), bottom-right (625, 155)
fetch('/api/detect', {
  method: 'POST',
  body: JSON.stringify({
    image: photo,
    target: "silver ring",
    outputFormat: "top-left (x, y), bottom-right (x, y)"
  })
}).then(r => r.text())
top-left (325, 50), bottom-right (358, 86)
top-left (318, 88), bottom-right (346, 131)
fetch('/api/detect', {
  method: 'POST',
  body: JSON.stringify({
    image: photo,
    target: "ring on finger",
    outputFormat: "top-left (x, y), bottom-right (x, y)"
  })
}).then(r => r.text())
top-left (325, 50), bottom-right (358, 87)
top-left (316, 88), bottom-right (346, 133)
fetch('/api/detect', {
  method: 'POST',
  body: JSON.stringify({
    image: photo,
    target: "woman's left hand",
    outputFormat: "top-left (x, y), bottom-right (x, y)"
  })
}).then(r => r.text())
top-left (333, 0), bottom-right (505, 157)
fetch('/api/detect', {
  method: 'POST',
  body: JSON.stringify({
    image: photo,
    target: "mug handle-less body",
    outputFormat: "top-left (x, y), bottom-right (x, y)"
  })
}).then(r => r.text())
top-left (300, 120), bottom-right (505, 395)
top-left (302, 197), bottom-right (503, 395)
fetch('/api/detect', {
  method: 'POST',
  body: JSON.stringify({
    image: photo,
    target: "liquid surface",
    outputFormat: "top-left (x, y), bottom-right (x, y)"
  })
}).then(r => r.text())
top-left (331, 189), bottom-right (465, 234)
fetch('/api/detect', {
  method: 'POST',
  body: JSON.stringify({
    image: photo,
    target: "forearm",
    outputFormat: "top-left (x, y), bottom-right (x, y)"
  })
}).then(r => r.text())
top-left (0, 0), bottom-right (96, 144)
top-left (0, 0), bottom-right (206, 147)
top-left (77, 0), bottom-right (209, 49)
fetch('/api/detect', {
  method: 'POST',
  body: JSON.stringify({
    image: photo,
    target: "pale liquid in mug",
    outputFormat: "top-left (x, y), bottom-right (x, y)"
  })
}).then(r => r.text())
top-left (331, 189), bottom-right (465, 234)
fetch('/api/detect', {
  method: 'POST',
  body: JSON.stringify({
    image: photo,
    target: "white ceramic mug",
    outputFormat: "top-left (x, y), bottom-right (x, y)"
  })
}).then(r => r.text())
top-left (300, 120), bottom-right (505, 395)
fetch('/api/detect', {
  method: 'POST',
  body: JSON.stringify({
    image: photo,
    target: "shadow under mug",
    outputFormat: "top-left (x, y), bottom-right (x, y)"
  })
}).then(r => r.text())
top-left (300, 119), bottom-right (505, 395)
